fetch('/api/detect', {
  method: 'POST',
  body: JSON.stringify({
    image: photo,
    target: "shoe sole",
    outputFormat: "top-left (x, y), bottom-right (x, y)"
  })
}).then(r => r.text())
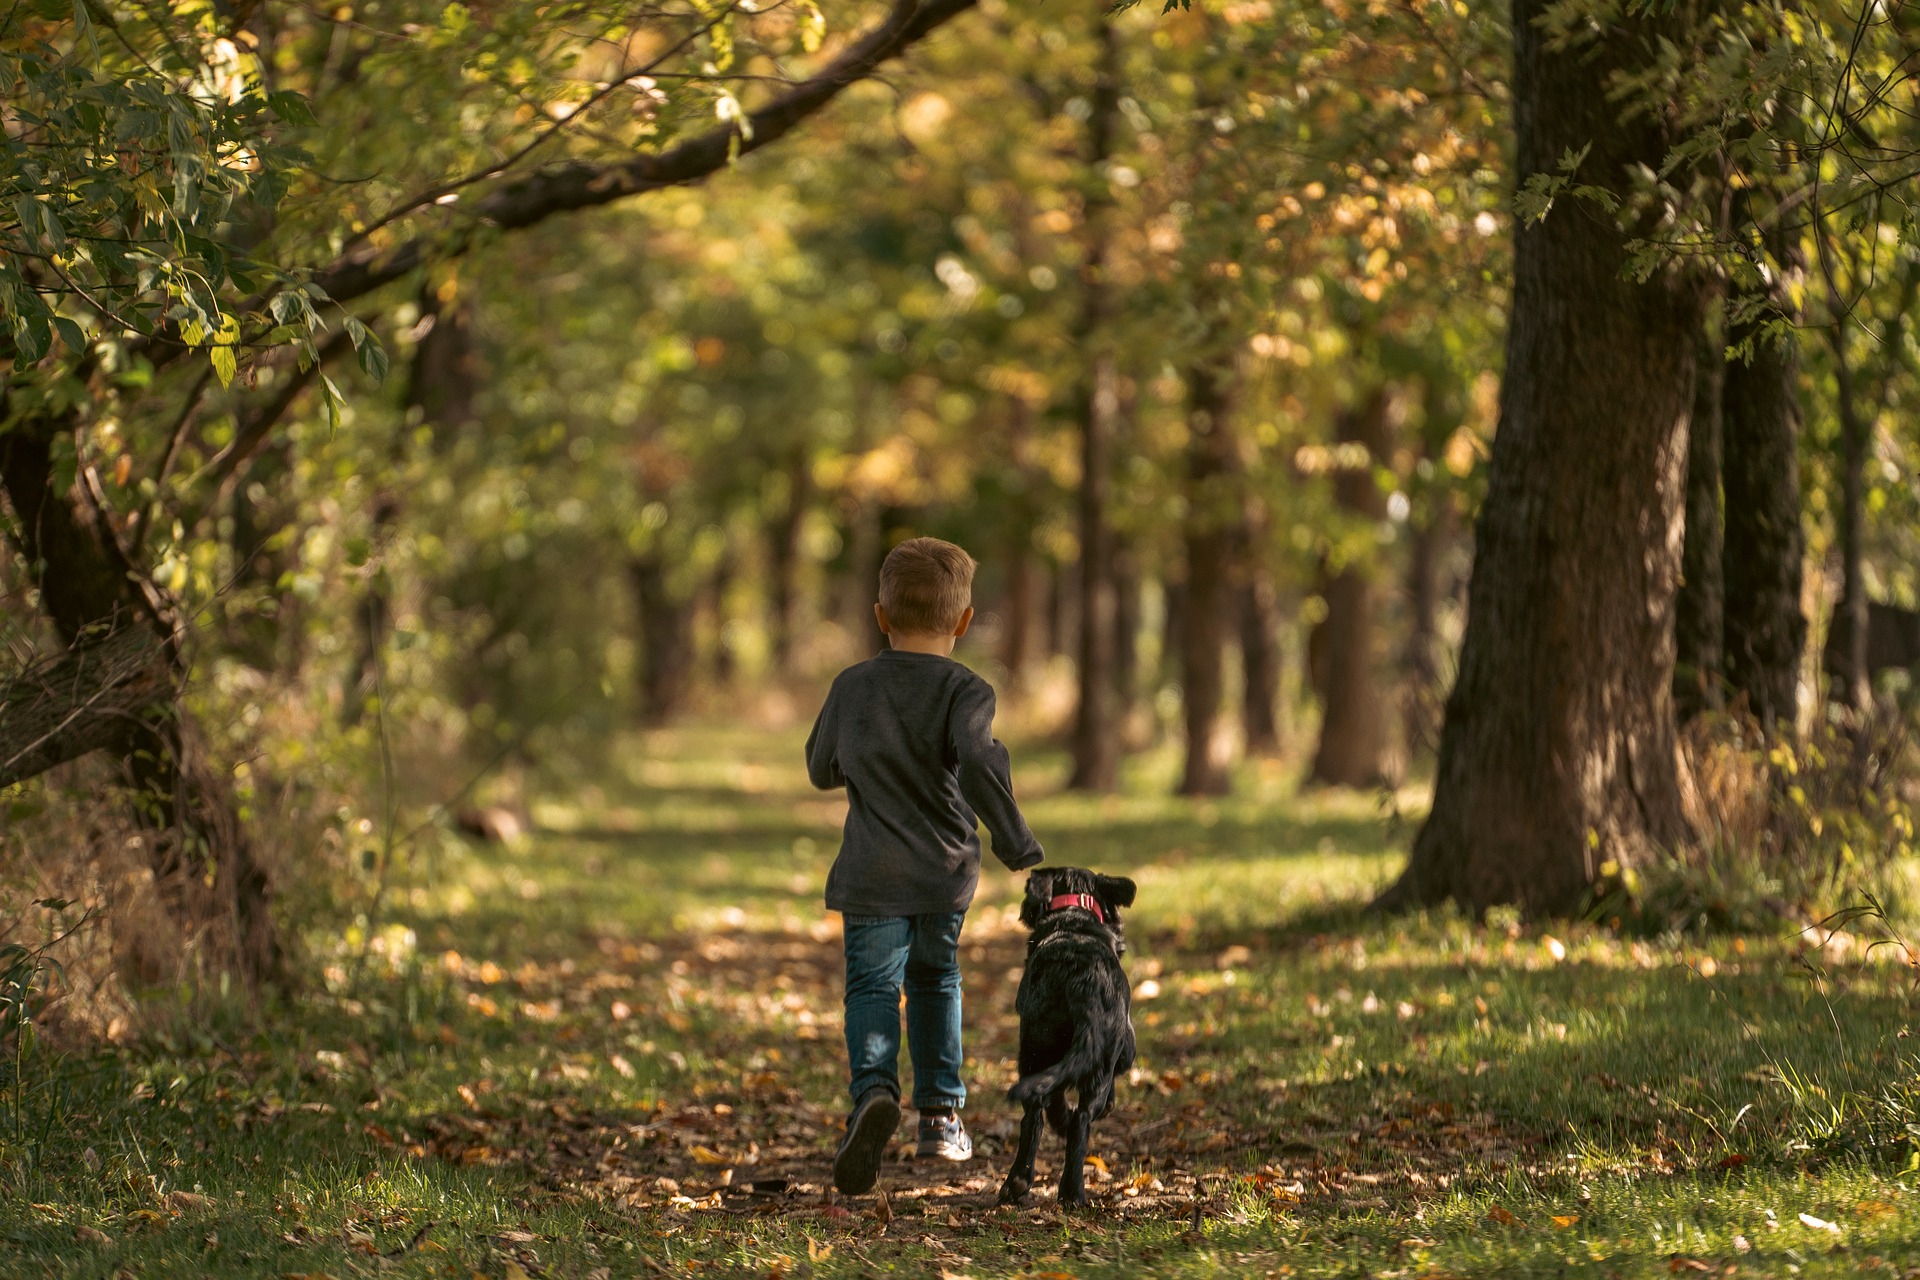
top-left (832, 1095), bottom-right (901, 1194)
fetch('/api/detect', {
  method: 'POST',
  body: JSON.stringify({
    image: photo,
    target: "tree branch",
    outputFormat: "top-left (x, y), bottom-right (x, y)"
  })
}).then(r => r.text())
top-left (309, 0), bottom-right (978, 304)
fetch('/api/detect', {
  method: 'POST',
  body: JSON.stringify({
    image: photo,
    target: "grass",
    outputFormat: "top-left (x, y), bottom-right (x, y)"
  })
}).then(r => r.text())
top-left (5, 721), bottom-right (1920, 1278)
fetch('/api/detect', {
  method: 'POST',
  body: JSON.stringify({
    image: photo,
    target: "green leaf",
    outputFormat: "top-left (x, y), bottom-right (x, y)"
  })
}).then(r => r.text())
top-left (321, 373), bottom-right (344, 434)
top-left (210, 313), bottom-right (240, 388)
top-left (357, 333), bottom-right (389, 383)
top-left (266, 90), bottom-right (318, 126)
top-left (52, 316), bottom-right (86, 354)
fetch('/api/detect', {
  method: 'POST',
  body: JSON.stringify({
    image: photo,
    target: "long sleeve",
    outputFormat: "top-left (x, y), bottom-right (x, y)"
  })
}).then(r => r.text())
top-left (805, 689), bottom-right (844, 790)
top-left (949, 678), bottom-right (1043, 871)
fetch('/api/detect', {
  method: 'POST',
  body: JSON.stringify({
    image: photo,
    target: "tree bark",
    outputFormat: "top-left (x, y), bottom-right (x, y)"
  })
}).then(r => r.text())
top-left (768, 449), bottom-right (811, 674)
top-left (1068, 355), bottom-right (1121, 791)
top-left (1309, 391), bottom-right (1392, 788)
top-left (1178, 358), bottom-right (1241, 796)
top-left (999, 400), bottom-right (1040, 691)
top-left (0, 408), bottom-right (280, 978)
top-left (1674, 315), bottom-right (1726, 720)
top-left (0, 625), bottom-right (173, 788)
top-left (707, 546), bottom-right (737, 687)
top-left (1823, 322), bottom-right (1870, 712)
top-left (1401, 484), bottom-right (1454, 757)
top-left (1066, 12), bottom-right (1122, 793)
top-left (1240, 566), bottom-right (1283, 757)
top-left (630, 555), bottom-right (693, 722)
top-left (1112, 535), bottom-right (1141, 726)
top-left (1377, 0), bottom-right (1703, 915)
top-left (1721, 317), bottom-right (1806, 731)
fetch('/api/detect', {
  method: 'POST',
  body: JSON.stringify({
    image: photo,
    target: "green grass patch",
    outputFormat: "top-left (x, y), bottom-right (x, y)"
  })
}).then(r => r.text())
top-left (4, 725), bottom-right (1920, 1278)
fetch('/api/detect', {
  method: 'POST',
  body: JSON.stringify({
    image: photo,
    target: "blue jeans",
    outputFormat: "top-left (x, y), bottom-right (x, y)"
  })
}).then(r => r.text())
top-left (842, 912), bottom-right (967, 1111)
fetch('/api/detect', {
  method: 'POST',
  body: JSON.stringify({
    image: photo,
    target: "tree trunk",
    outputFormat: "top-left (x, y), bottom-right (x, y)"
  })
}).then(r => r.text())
top-left (1065, 12), bottom-right (1123, 792)
top-left (1240, 566), bottom-right (1283, 757)
top-left (1721, 314), bottom-right (1807, 731)
top-left (1068, 355), bottom-right (1121, 790)
top-left (768, 450), bottom-right (811, 674)
top-left (1112, 535), bottom-right (1141, 726)
top-left (708, 546), bottom-right (737, 687)
top-left (1052, 556), bottom-right (1078, 663)
top-left (1674, 315), bottom-right (1725, 720)
top-left (1377, 0), bottom-right (1702, 915)
top-left (0, 409), bottom-right (281, 978)
top-left (1178, 358), bottom-right (1241, 796)
top-left (840, 501), bottom-right (883, 656)
top-left (630, 555), bottom-right (693, 722)
top-left (999, 398), bottom-right (1040, 691)
top-left (1309, 391), bottom-right (1392, 788)
top-left (1002, 541), bottom-right (1037, 688)
top-left (1823, 323), bottom-right (1870, 712)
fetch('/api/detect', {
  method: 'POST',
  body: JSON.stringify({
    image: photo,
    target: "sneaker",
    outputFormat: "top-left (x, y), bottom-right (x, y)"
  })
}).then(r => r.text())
top-left (914, 1111), bottom-right (973, 1162)
top-left (832, 1087), bottom-right (901, 1194)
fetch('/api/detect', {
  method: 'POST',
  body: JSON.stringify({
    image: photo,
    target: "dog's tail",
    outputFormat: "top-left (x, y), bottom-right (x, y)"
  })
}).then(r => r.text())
top-left (1008, 1021), bottom-right (1100, 1105)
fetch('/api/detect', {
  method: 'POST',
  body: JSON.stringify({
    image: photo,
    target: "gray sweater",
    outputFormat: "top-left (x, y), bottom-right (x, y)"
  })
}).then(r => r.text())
top-left (805, 649), bottom-right (1043, 916)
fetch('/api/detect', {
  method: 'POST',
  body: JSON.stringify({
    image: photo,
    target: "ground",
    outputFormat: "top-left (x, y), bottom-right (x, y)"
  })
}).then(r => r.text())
top-left (5, 723), bottom-right (1920, 1278)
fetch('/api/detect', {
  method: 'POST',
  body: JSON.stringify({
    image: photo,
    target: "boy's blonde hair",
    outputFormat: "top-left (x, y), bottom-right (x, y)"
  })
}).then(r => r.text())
top-left (879, 537), bottom-right (975, 635)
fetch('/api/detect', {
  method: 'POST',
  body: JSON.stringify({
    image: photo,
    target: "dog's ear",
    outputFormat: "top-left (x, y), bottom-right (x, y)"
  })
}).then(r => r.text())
top-left (1093, 874), bottom-right (1136, 909)
top-left (1019, 871), bottom-right (1053, 929)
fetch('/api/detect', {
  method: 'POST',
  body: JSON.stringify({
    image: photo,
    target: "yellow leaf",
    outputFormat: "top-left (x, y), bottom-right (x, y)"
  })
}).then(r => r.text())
top-left (1083, 1154), bottom-right (1108, 1173)
top-left (504, 1265), bottom-right (533, 1280)
top-left (807, 1238), bottom-right (832, 1261)
top-left (1552, 1215), bottom-right (1579, 1229)
top-left (1487, 1205), bottom-right (1518, 1225)
top-left (1857, 1200), bottom-right (1897, 1219)
top-left (689, 1145), bottom-right (731, 1165)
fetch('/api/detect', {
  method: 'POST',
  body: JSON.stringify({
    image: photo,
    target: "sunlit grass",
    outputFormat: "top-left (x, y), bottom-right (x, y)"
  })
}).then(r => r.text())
top-left (4, 722), bottom-right (1919, 1277)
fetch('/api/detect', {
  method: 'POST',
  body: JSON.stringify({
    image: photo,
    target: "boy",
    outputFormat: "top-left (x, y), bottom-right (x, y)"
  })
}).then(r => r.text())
top-left (805, 536), bottom-right (1044, 1195)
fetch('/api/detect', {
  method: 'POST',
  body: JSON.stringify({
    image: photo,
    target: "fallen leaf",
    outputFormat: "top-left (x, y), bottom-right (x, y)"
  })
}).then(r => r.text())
top-left (1857, 1199), bottom-right (1897, 1219)
top-left (807, 1238), bottom-right (833, 1261)
top-left (1487, 1205), bottom-right (1519, 1226)
top-left (164, 1191), bottom-right (212, 1212)
top-left (1551, 1215), bottom-right (1578, 1229)
top-left (872, 1189), bottom-right (893, 1224)
top-left (1717, 1153), bottom-right (1747, 1169)
top-left (75, 1225), bottom-right (113, 1245)
top-left (504, 1264), bottom-right (533, 1280)
top-left (1542, 935), bottom-right (1567, 962)
top-left (1083, 1154), bottom-right (1108, 1173)
top-left (689, 1145), bottom-right (731, 1165)
top-left (1798, 1212), bottom-right (1840, 1234)
top-left (1668, 1258), bottom-right (1711, 1273)
top-left (1032, 1273), bottom-right (1077, 1280)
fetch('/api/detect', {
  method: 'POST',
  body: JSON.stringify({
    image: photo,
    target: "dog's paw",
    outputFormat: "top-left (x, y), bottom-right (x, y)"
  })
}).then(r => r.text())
top-left (1057, 1187), bottom-right (1090, 1208)
top-left (995, 1179), bottom-right (1031, 1206)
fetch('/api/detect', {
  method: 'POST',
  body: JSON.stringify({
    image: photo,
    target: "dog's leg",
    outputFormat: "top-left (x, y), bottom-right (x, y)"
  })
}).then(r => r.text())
top-left (996, 1101), bottom-right (1044, 1205)
top-left (1056, 1102), bottom-right (1092, 1207)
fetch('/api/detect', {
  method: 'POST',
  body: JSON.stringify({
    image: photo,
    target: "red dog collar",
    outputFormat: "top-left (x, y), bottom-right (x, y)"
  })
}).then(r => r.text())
top-left (1047, 892), bottom-right (1105, 923)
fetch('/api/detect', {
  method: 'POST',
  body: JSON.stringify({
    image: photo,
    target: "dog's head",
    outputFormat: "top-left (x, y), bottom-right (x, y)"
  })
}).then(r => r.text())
top-left (1020, 866), bottom-right (1137, 932)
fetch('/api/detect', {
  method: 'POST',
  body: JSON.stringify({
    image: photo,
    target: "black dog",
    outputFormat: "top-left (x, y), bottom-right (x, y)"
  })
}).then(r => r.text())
top-left (997, 867), bottom-right (1137, 1207)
